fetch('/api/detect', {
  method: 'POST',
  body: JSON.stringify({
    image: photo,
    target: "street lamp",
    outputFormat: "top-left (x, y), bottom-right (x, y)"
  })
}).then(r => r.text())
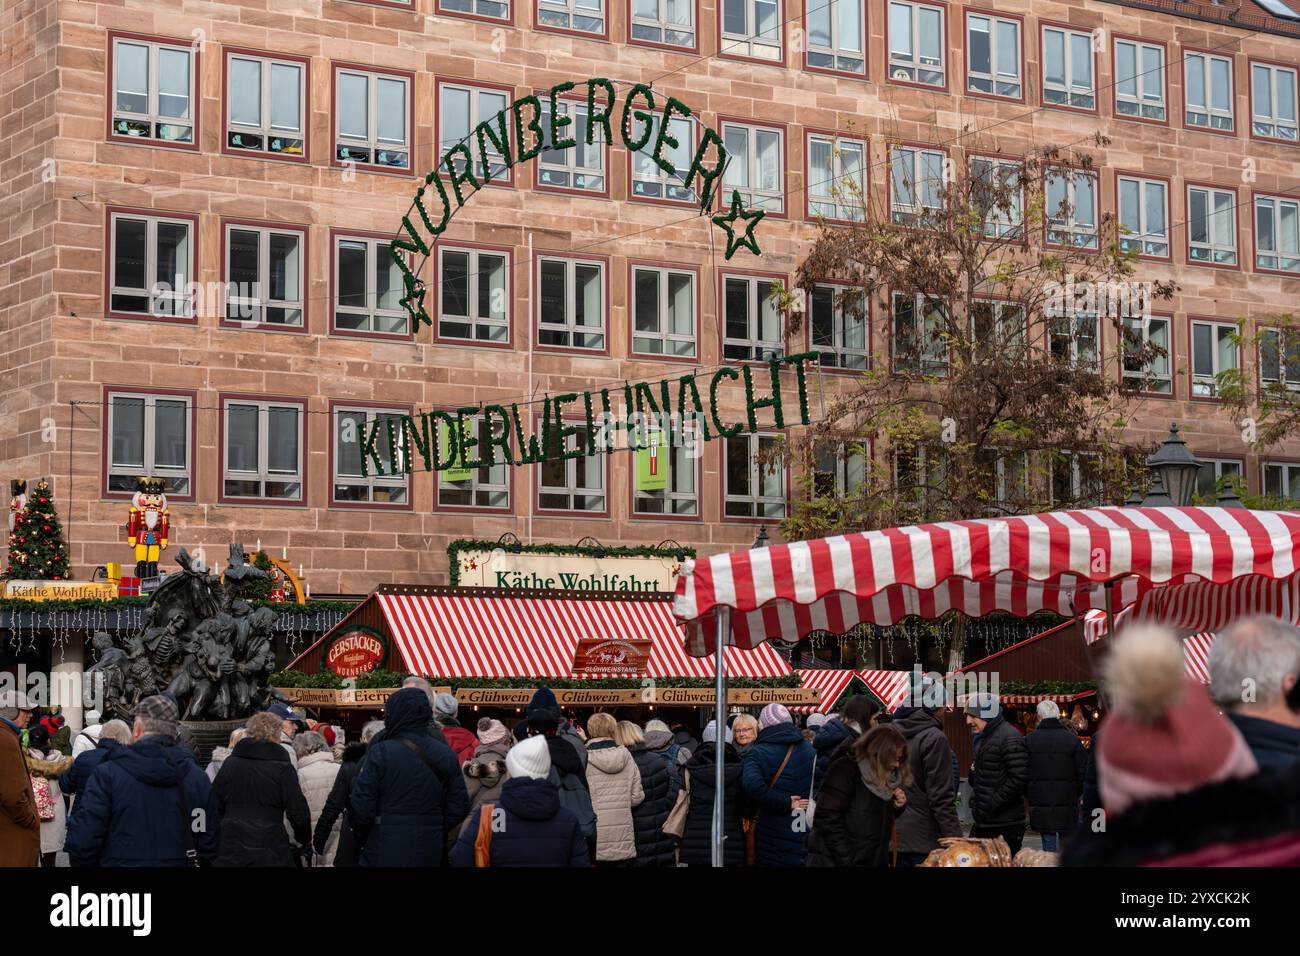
top-left (1143, 423), bottom-right (1204, 507)
top-left (753, 525), bottom-right (771, 548)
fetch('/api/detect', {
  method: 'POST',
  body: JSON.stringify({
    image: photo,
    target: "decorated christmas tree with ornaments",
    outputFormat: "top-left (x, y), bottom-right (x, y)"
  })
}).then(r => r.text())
top-left (7, 478), bottom-right (70, 580)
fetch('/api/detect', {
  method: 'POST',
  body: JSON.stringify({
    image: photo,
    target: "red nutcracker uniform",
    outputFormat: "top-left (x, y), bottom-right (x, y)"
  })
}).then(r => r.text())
top-left (127, 476), bottom-right (169, 578)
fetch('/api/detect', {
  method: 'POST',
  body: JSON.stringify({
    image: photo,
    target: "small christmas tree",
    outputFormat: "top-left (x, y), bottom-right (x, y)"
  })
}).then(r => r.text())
top-left (7, 478), bottom-right (70, 580)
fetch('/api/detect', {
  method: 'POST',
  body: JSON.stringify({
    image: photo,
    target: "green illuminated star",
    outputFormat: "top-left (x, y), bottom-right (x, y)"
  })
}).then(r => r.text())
top-left (399, 279), bottom-right (431, 328)
top-left (712, 190), bottom-right (765, 259)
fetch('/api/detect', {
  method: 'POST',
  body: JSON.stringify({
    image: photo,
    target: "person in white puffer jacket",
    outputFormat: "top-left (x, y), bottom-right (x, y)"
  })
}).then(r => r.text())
top-left (294, 731), bottom-right (342, 866)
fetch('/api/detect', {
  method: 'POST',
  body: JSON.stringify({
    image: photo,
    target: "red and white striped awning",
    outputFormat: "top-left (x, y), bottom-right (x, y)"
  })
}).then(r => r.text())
top-left (1083, 573), bottom-right (1300, 643)
top-left (376, 591), bottom-right (790, 679)
top-left (999, 691), bottom-right (1097, 705)
top-left (1184, 632), bottom-right (1216, 685)
top-left (857, 670), bottom-right (912, 712)
top-left (675, 507), bottom-right (1300, 654)
top-left (791, 669), bottom-right (858, 714)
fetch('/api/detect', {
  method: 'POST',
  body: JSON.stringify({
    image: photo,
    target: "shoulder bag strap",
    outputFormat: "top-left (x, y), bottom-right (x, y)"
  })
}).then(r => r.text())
top-left (162, 753), bottom-right (198, 866)
top-left (475, 802), bottom-right (495, 867)
top-left (397, 736), bottom-right (445, 781)
top-left (755, 744), bottom-right (797, 825)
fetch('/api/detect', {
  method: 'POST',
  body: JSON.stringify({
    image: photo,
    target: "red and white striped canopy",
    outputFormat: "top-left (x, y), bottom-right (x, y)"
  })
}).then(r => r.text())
top-left (376, 591), bottom-right (789, 679)
top-left (1184, 632), bottom-right (1216, 685)
top-left (790, 669), bottom-right (858, 714)
top-left (857, 670), bottom-right (912, 712)
top-left (1083, 573), bottom-right (1300, 643)
top-left (999, 691), bottom-right (1097, 705)
top-left (674, 507), bottom-right (1300, 654)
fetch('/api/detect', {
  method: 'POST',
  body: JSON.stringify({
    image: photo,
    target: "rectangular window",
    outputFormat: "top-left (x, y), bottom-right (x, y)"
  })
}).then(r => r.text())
top-left (631, 0), bottom-right (695, 48)
top-left (1190, 319), bottom-right (1239, 397)
top-left (111, 36), bottom-right (195, 145)
top-left (224, 223), bottom-right (305, 327)
top-left (722, 122), bottom-right (784, 214)
top-left (1188, 185), bottom-right (1238, 265)
top-left (723, 274), bottom-right (782, 361)
top-left (440, 83), bottom-right (512, 183)
top-left (538, 98), bottom-right (606, 193)
top-left (969, 156), bottom-right (1022, 239)
top-left (1050, 312), bottom-right (1100, 370)
top-left (966, 12), bottom-right (1021, 99)
top-left (814, 441), bottom-right (868, 498)
top-left (538, 0), bottom-right (605, 34)
top-left (811, 284), bottom-right (868, 370)
top-left (1264, 461), bottom-right (1300, 500)
top-left (1117, 175), bottom-right (1169, 257)
top-left (226, 52), bottom-right (306, 158)
top-left (892, 292), bottom-right (948, 375)
top-left (439, 246), bottom-right (509, 343)
top-left (1252, 62), bottom-right (1299, 141)
top-left (722, 0), bottom-right (782, 61)
top-left (634, 424), bottom-right (700, 516)
top-left (807, 0), bottom-right (865, 75)
top-left (725, 433), bottom-right (786, 518)
top-left (108, 212), bottom-right (193, 318)
top-left (1196, 458), bottom-right (1242, 501)
top-left (1256, 195), bottom-right (1300, 273)
top-left (537, 257), bottom-right (605, 350)
top-left (807, 133), bottom-right (865, 221)
top-left (1115, 38), bottom-right (1166, 121)
top-left (1042, 25), bottom-right (1095, 110)
top-left (333, 407), bottom-right (409, 505)
top-left (632, 266), bottom-right (696, 358)
top-left (1045, 168), bottom-right (1098, 249)
top-left (438, 416), bottom-right (511, 509)
top-left (631, 113), bottom-right (697, 204)
top-left (223, 398), bottom-right (304, 501)
top-left (334, 68), bottom-right (411, 170)
top-left (334, 235), bottom-right (408, 336)
top-left (895, 444), bottom-right (948, 511)
top-left (1121, 315), bottom-right (1172, 394)
top-left (888, 0), bottom-right (945, 87)
top-left (106, 391), bottom-right (192, 496)
top-left (440, 0), bottom-right (510, 20)
top-left (1051, 452), bottom-right (1102, 507)
top-left (539, 421), bottom-right (605, 512)
top-left (1259, 328), bottom-right (1300, 389)
top-left (890, 145), bottom-right (945, 225)
top-left (1185, 51), bottom-right (1234, 131)
top-left (971, 299), bottom-right (1025, 360)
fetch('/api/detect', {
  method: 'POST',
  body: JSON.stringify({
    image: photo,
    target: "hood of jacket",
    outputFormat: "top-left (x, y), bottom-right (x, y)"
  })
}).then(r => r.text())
top-left (687, 741), bottom-right (740, 768)
top-left (383, 687), bottom-right (434, 737)
top-left (586, 738), bottom-right (632, 775)
top-left (27, 750), bottom-right (73, 778)
top-left (813, 718), bottom-right (856, 753)
top-left (644, 730), bottom-right (674, 752)
top-left (756, 721), bottom-right (806, 747)
top-left (231, 737), bottom-right (294, 764)
top-left (341, 741), bottom-right (367, 764)
top-left (892, 706), bottom-right (943, 737)
top-left (106, 736), bottom-right (195, 788)
top-left (500, 776), bottom-right (562, 821)
top-left (208, 745), bottom-right (232, 766)
top-left (298, 750), bottom-right (337, 770)
top-left (526, 687), bottom-right (561, 728)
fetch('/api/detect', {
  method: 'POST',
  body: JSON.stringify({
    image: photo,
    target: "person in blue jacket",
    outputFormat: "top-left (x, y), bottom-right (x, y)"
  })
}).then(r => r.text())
top-left (812, 695), bottom-right (880, 794)
top-left (742, 703), bottom-right (816, 867)
top-left (450, 735), bottom-right (590, 867)
top-left (350, 687), bottom-right (470, 867)
top-left (59, 719), bottom-right (131, 802)
top-left (64, 695), bottom-right (220, 867)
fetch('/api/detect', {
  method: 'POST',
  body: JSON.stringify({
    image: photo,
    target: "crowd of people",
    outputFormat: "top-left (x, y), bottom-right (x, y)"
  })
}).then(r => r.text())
top-left (3, 613), bottom-right (1300, 867)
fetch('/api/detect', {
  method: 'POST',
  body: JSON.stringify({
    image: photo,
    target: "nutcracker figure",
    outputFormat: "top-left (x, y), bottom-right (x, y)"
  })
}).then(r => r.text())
top-left (9, 479), bottom-right (26, 532)
top-left (127, 476), bottom-right (169, 579)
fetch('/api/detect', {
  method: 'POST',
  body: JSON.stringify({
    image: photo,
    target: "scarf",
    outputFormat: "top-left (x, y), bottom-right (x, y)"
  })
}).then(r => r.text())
top-left (859, 760), bottom-right (901, 802)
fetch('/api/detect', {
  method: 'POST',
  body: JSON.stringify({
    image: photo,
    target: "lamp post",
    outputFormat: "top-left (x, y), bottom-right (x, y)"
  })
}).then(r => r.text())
top-left (753, 525), bottom-right (771, 549)
top-left (1142, 423), bottom-right (1204, 507)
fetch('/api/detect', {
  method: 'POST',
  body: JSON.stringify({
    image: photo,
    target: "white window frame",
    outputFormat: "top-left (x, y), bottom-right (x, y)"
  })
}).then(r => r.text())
top-left (1050, 312), bottom-right (1100, 371)
top-left (106, 391), bottom-right (192, 496)
top-left (630, 0), bottom-right (696, 48)
top-left (108, 211), bottom-right (194, 318)
top-left (810, 283), bottom-right (869, 370)
top-left (1259, 327), bottom-right (1300, 390)
top-left (536, 256), bottom-right (606, 351)
top-left (538, 0), bottom-right (606, 34)
top-left (225, 52), bottom-right (306, 158)
top-left (966, 12), bottom-right (1021, 99)
top-left (538, 420), bottom-right (606, 513)
top-left (1041, 25), bottom-right (1095, 110)
top-left (1263, 461), bottom-right (1300, 500)
top-left (807, 133), bottom-right (865, 221)
top-left (721, 0), bottom-right (783, 62)
top-left (334, 235), bottom-right (410, 336)
top-left (439, 0), bottom-right (511, 21)
top-left (890, 145), bottom-right (945, 225)
top-left (1117, 175), bottom-right (1169, 257)
top-left (538, 97), bottom-right (606, 193)
top-left (969, 156), bottom-right (1023, 239)
top-left (1051, 452), bottom-right (1102, 507)
top-left (1255, 195), bottom-right (1300, 274)
top-left (334, 68), bottom-right (411, 171)
top-left (888, 0), bottom-right (946, 87)
top-left (721, 121), bottom-right (785, 214)
top-left (439, 83), bottom-right (512, 184)
top-left (1120, 314), bottom-right (1173, 395)
top-left (1252, 61), bottom-right (1300, 141)
top-left (1190, 318), bottom-right (1239, 397)
top-left (1187, 185), bottom-right (1238, 265)
top-left (631, 113), bottom-right (698, 204)
top-left (1045, 168), bottom-right (1098, 249)
top-left (222, 398), bottom-right (304, 502)
top-left (1196, 458), bottom-right (1242, 501)
top-left (111, 37), bottom-right (196, 145)
top-left (437, 245), bottom-right (510, 343)
top-left (724, 432), bottom-right (787, 519)
top-left (633, 422), bottom-right (700, 516)
top-left (1185, 51), bottom-right (1234, 131)
top-left (972, 299), bottom-right (1025, 359)
top-left (813, 440), bottom-right (869, 498)
top-left (1114, 38), bottom-right (1167, 121)
top-left (806, 0), bottom-right (866, 75)
top-left (224, 223), bottom-right (306, 327)
top-left (894, 444), bottom-right (948, 510)
top-left (722, 273), bottom-right (783, 362)
top-left (631, 265), bottom-right (697, 358)
top-left (332, 406), bottom-right (410, 506)
top-left (892, 292), bottom-right (948, 376)
top-left (437, 415), bottom-right (512, 510)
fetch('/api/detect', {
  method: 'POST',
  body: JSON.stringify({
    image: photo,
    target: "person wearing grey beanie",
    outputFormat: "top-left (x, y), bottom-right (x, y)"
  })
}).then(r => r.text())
top-left (965, 691), bottom-right (1029, 854)
top-left (702, 719), bottom-right (733, 746)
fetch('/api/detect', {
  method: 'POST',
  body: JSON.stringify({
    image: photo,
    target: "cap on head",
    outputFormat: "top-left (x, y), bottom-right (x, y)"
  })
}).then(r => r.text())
top-left (505, 734), bottom-right (551, 780)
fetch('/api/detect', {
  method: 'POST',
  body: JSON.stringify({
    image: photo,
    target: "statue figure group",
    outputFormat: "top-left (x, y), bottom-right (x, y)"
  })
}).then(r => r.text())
top-left (88, 544), bottom-right (277, 722)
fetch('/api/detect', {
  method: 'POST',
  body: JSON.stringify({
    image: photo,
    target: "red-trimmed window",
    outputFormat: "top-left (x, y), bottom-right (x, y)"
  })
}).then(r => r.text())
top-left (1185, 51), bottom-right (1234, 132)
top-left (334, 66), bottom-right (412, 171)
top-left (808, 133), bottom-right (865, 222)
top-left (1263, 461), bottom-right (1300, 499)
top-left (225, 51), bottom-right (307, 158)
top-left (222, 398), bottom-right (305, 502)
top-left (334, 234), bottom-right (409, 336)
top-left (110, 35), bottom-right (197, 146)
top-left (813, 440), bottom-right (869, 499)
top-left (538, 421), bottom-right (606, 513)
top-left (1041, 24), bottom-right (1095, 111)
top-left (225, 222), bottom-right (306, 328)
top-left (1188, 185), bottom-right (1238, 266)
top-left (724, 433), bottom-right (786, 519)
top-left (722, 273), bottom-right (782, 362)
top-left (1259, 327), bottom-right (1300, 390)
top-left (439, 82), bottom-right (512, 184)
top-left (1252, 61), bottom-right (1299, 142)
top-left (1045, 167), bottom-right (1098, 249)
top-left (631, 113), bottom-right (697, 204)
top-left (892, 292), bottom-right (948, 376)
top-left (537, 256), bottom-right (605, 351)
top-left (1120, 315), bottom-right (1173, 395)
top-left (634, 422), bottom-right (701, 517)
top-left (890, 145), bottom-right (945, 226)
top-left (1255, 194), bottom-right (1300, 273)
top-left (1050, 311), bottom-right (1100, 371)
top-left (1115, 38), bottom-right (1167, 122)
top-left (966, 12), bottom-right (1020, 98)
top-left (969, 156), bottom-right (1023, 239)
top-left (439, 245), bottom-right (510, 343)
top-left (722, 0), bottom-right (782, 61)
top-left (631, 0), bottom-right (695, 48)
top-left (888, 0), bottom-right (945, 88)
top-left (810, 284), bottom-right (868, 370)
top-left (721, 121), bottom-right (784, 214)
top-left (1117, 175), bottom-right (1169, 258)
top-left (106, 390), bottom-right (193, 497)
top-left (632, 265), bottom-right (696, 359)
top-left (538, 97), bottom-right (607, 193)
top-left (807, 0), bottom-right (865, 75)
top-left (332, 406), bottom-right (410, 506)
top-left (1196, 459), bottom-right (1242, 501)
top-left (437, 416), bottom-right (511, 510)
top-left (538, 0), bottom-right (606, 34)
top-left (1190, 318), bottom-right (1239, 398)
top-left (108, 210), bottom-right (195, 319)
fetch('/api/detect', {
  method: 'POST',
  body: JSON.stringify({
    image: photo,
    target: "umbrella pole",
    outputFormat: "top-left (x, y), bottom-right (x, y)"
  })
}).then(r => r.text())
top-left (1105, 580), bottom-right (1115, 638)
top-left (712, 607), bottom-right (729, 868)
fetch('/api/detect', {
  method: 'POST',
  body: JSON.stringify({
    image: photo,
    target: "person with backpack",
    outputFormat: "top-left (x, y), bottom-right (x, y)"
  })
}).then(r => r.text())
top-left (520, 687), bottom-right (597, 858)
top-left (449, 735), bottom-right (590, 867)
top-left (742, 703), bottom-right (816, 867)
top-left (644, 718), bottom-right (688, 784)
top-left (350, 687), bottom-right (470, 867)
top-left (452, 718), bottom-right (512, 840)
top-left (433, 694), bottom-right (479, 766)
top-left (615, 720), bottom-right (675, 866)
top-left (71, 710), bottom-right (104, 759)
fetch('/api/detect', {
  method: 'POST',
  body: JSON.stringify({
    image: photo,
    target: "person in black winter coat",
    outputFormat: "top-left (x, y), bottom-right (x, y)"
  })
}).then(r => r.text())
top-left (64, 698), bottom-right (221, 867)
top-left (519, 687), bottom-right (597, 856)
top-left (213, 711), bottom-right (311, 867)
top-left (965, 695), bottom-right (1029, 854)
top-left (313, 720), bottom-right (381, 867)
top-left (1024, 702), bottom-right (1086, 852)
top-left (59, 719), bottom-right (131, 798)
top-left (742, 704), bottom-right (816, 867)
top-left (891, 694), bottom-right (962, 866)
top-left (672, 725), bottom-right (700, 759)
top-left (616, 720), bottom-right (677, 867)
top-left (450, 735), bottom-right (589, 867)
top-left (808, 724), bottom-right (909, 866)
top-left (812, 696), bottom-right (880, 795)
top-left (350, 687), bottom-right (470, 867)
top-left (679, 729), bottom-right (746, 866)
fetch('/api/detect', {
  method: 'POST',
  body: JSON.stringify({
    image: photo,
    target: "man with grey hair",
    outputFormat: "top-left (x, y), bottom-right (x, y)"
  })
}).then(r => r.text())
top-left (964, 693), bottom-right (1029, 854)
top-left (60, 718), bottom-right (132, 805)
top-left (0, 690), bottom-right (39, 866)
top-left (1024, 699), bottom-right (1086, 853)
top-left (1209, 614), bottom-right (1300, 771)
top-left (401, 676), bottom-right (449, 746)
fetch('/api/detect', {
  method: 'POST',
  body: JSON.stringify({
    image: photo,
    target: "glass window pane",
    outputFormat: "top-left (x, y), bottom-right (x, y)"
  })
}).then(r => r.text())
top-left (269, 233), bottom-right (301, 301)
top-left (889, 2), bottom-right (912, 57)
top-left (1070, 33), bottom-right (1091, 87)
top-left (227, 405), bottom-right (259, 472)
top-left (158, 49), bottom-right (191, 118)
top-left (337, 411), bottom-right (366, 477)
top-left (113, 218), bottom-right (148, 290)
top-left (969, 17), bottom-right (991, 74)
top-left (267, 407), bottom-right (299, 473)
top-left (668, 272), bottom-right (692, 335)
top-left (839, 0), bottom-right (862, 52)
top-left (441, 250), bottom-right (469, 317)
top-left (1146, 183), bottom-right (1165, 234)
top-left (1211, 58), bottom-right (1231, 111)
top-left (995, 20), bottom-right (1018, 76)
top-left (154, 400), bottom-right (187, 469)
top-left (540, 260), bottom-right (566, 325)
top-left (116, 42), bottom-right (149, 114)
top-left (576, 264), bottom-right (601, 328)
top-left (270, 63), bottom-right (301, 131)
top-left (377, 77), bottom-right (406, 144)
top-left (231, 58), bottom-right (262, 126)
top-left (338, 73), bottom-right (368, 139)
top-left (634, 269), bottom-right (659, 333)
top-left (156, 222), bottom-right (189, 289)
top-left (919, 8), bottom-right (941, 61)
top-left (481, 254), bottom-right (506, 319)
top-left (339, 240), bottom-right (369, 311)
top-left (1044, 30), bottom-right (1064, 86)
top-left (442, 87), bottom-right (471, 151)
top-left (111, 398), bottom-right (146, 467)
